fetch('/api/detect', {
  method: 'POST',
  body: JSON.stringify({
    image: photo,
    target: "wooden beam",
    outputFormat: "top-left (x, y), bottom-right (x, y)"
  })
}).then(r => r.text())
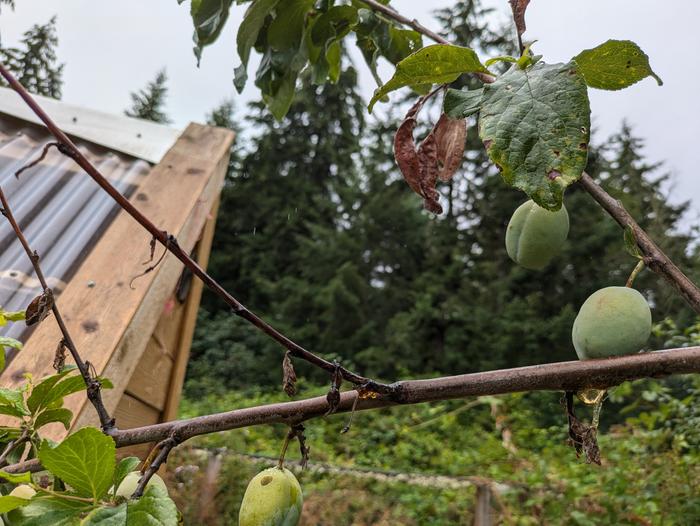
top-left (125, 336), bottom-right (174, 412)
top-left (0, 123), bottom-right (234, 442)
top-left (162, 195), bottom-right (221, 422)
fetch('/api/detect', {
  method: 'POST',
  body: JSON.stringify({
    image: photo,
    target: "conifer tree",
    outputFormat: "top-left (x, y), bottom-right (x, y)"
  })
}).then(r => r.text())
top-left (124, 69), bottom-right (171, 123)
top-left (0, 16), bottom-right (63, 98)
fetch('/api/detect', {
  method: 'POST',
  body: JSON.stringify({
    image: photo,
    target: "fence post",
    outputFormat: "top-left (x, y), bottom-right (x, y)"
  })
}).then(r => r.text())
top-left (473, 483), bottom-right (492, 526)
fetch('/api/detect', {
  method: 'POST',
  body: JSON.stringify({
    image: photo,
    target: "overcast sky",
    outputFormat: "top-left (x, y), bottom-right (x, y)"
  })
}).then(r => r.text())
top-left (1, 0), bottom-right (699, 221)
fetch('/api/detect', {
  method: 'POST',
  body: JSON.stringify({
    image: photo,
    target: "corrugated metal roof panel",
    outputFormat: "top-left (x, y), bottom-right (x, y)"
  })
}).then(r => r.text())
top-left (0, 87), bottom-right (181, 163)
top-left (0, 115), bottom-right (151, 343)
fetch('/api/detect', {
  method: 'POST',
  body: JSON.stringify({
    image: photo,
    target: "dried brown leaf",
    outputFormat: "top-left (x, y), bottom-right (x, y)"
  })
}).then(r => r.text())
top-left (433, 114), bottom-right (467, 182)
top-left (417, 131), bottom-right (443, 214)
top-left (292, 424), bottom-right (310, 469)
top-left (53, 339), bottom-right (67, 372)
top-left (282, 351), bottom-right (297, 397)
top-left (509, 0), bottom-right (531, 42)
top-left (564, 392), bottom-right (601, 465)
top-left (393, 99), bottom-right (424, 196)
top-left (325, 363), bottom-right (343, 415)
top-left (25, 289), bottom-right (54, 327)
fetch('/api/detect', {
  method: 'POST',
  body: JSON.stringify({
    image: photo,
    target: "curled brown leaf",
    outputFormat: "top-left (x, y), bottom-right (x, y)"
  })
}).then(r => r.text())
top-left (509, 0), bottom-right (531, 40)
top-left (393, 99), bottom-right (424, 196)
top-left (282, 351), bottom-right (297, 397)
top-left (433, 114), bottom-right (467, 182)
top-left (417, 131), bottom-right (442, 214)
top-left (25, 288), bottom-right (54, 327)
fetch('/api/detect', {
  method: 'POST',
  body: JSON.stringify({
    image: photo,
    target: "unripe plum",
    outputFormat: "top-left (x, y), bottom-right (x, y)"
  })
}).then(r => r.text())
top-left (239, 467), bottom-right (303, 526)
top-left (572, 286), bottom-right (651, 359)
top-left (115, 472), bottom-right (168, 498)
top-left (9, 485), bottom-right (35, 500)
top-left (505, 200), bottom-right (569, 270)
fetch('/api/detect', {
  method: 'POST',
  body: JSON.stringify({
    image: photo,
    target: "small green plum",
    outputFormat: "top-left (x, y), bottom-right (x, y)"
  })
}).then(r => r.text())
top-left (239, 467), bottom-right (303, 526)
top-left (505, 199), bottom-right (569, 270)
top-left (9, 485), bottom-right (35, 500)
top-left (114, 471), bottom-right (168, 499)
top-left (572, 286), bottom-right (652, 360)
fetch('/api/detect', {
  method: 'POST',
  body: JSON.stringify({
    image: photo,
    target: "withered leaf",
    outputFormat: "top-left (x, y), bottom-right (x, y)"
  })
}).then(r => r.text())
top-left (394, 99), bottom-right (424, 196)
top-left (433, 114), bottom-right (467, 182)
top-left (417, 129), bottom-right (443, 214)
top-left (25, 289), bottom-right (54, 326)
top-left (282, 351), bottom-right (297, 397)
top-left (53, 339), bottom-right (67, 372)
top-left (509, 0), bottom-right (531, 41)
top-left (325, 363), bottom-right (343, 415)
top-left (292, 424), bottom-right (310, 469)
top-left (564, 392), bottom-right (601, 465)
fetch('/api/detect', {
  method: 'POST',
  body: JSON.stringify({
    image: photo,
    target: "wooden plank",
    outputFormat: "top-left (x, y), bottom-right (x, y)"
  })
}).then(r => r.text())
top-left (162, 195), bottom-right (221, 422)
top-left (114, 393), bottom-right (161, 430)
top-left (125, 336), bottom-right (174, 411)
top-left (114, 393), bottom-right (160, 461)
top-left (0, 123), bottom-right (234, 442)
top-left (152, 292), bottom-right (188, 360)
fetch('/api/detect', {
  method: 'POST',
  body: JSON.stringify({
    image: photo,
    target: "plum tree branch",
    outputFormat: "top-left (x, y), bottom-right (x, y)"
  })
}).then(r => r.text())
top-left (0, 63), bottom-right (398, 397)
top-left (5, 346), bottom-right (700, 475)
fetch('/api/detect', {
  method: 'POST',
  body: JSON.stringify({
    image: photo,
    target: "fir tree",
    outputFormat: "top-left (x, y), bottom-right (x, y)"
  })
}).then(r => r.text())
top-left (124, 69), bottom-right (171, 124)
top-left (0, 16), bottom-right (63, 98)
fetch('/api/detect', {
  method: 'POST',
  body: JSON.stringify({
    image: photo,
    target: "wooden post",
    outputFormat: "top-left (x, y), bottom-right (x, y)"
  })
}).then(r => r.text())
top-left (473, 484), bottom-right (492, 526)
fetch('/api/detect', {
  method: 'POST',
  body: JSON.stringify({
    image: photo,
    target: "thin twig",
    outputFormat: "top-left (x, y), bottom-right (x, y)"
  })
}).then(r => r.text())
top-left (626, 259), bottom-right (646, 288)
top-left (14, 141), bottom-right (61, 178)
top-left (0, 429), bottom-right (28, 467)
top-left (131, 436), bottom-right (178, 499)
top-left (0, 186), bottom-right (115, 433)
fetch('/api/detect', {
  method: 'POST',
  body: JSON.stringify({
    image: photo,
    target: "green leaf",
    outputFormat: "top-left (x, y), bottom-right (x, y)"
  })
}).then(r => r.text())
top-left (383, 27), bottom-right (422, 64)
top-left (478, 62), bottom-right (590, 210)
top-left (485, 55), bottom-right (517, 67)
top-left (34, 408), bottom-right (73, 430)
top-left (27, 368), bottom-right (78, 414)
top-left (113, 457), bottom-right (141, 497)
top-left (624, 226), bottom-right (643, 259)
top-left (573, 39), bottom-right (662, 90)
top-left (444, 88), bottom-right (483, 118)
top-left (6, 310), bottom-right (25, 321)
top-left (126, 485), bottom-right (178, 525)
top-left (0, 468), bottom-right (32, 484)
top-left (82, 503), bottom-right (127, 525)
top-left (368, 44), bottom-right (489, 111)
top-left (0, 336), bottom-right (22, 351)
top-left (236, 0), bottom-right (282, 90)
top-left (0, 404), bottom-right (26, 418)
top-left (38, 428), bottom-right (115, 500)
top-left (189, 0), bottom-right (234, 61)
top-left (0, 494), bottom-right (32, 513)
top-left (0, 387), bottom-right (28, 416)
top-left (310, 5), bottom-right (358, 47)
top-left (7, 496), bottom-right (90, 526)
top-left (268, 0), bottom-right (314, 51)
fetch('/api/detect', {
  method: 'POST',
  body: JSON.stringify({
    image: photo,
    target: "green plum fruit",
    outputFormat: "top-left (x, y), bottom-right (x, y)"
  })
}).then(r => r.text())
top-left (239, 467), bottom-right (303, 526)
top-left (572, 286), bottom-right (652, 359)
top-left (9, 485), bottom-right (35, 500)
top-left (114, 471), bottom-right (168, 498)
top-left (505, 200), bottom-right (569, 270)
